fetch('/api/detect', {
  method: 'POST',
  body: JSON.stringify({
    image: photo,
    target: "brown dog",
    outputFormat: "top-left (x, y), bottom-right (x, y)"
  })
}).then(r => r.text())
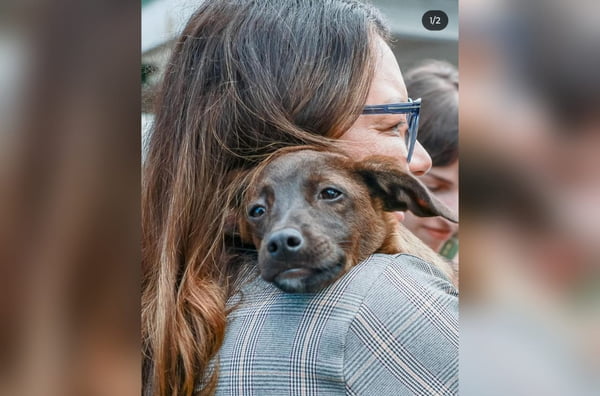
top-left (238, 148), bottom-right (458, 293)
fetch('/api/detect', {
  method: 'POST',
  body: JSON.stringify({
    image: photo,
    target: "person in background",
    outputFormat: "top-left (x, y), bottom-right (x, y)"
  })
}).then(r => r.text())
top-left (402, 61), bottom-right (459, 264)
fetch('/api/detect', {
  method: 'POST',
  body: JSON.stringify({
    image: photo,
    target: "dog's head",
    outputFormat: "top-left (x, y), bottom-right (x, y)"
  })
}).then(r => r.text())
top-left (239, 148), bottom-right (457, 293)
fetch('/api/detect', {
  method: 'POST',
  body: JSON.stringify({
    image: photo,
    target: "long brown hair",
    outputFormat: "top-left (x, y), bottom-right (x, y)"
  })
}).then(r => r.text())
top-left (142, 1), bottom-right (388, 394)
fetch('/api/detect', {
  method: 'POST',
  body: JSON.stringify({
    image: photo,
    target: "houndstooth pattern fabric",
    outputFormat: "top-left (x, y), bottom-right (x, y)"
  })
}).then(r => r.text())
top-left (213, 254), bottom-right (458, 395)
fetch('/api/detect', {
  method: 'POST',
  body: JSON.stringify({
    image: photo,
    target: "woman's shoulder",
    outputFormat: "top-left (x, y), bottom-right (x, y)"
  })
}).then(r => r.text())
top-left (230, 253), bottom-right (457, 316)
top-left (328, 253), bottom-right (458, 330)
top-left (218, 254), bottom-right (458, 395)
top-left (342, 253), bottom-right (459, 335)
top-left (226, 254), bottom-right (458, 343)
top-left (337, 253), bottom-right (458, 303)
top-left (342, 254), bottom-right (459, 395)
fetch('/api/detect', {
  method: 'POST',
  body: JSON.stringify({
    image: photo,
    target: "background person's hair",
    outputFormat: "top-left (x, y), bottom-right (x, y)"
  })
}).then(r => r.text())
top-left (141, 0), bottom-right (388, 394)
top-left (405, 60), bottom-right (458, 166)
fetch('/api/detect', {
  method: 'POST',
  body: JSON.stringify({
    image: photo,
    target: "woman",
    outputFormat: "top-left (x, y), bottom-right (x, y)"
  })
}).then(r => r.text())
top-left (142, 1), bottom-right (458, 395)
top-left (403, 61), bottom-right (459, 262)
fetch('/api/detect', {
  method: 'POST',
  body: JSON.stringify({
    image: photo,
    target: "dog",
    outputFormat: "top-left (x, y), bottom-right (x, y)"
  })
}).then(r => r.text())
top-left (237, 147), bottom-right (458, 293)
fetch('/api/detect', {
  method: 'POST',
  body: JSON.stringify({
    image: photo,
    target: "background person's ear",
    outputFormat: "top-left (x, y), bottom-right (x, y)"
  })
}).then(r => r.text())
top-left (354, 156), bottom-right (458, 223)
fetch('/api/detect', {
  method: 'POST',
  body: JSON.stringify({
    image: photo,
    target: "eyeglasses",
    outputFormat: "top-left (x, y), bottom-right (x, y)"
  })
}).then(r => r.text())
top-left (362, 98), bottom-right (421, 163)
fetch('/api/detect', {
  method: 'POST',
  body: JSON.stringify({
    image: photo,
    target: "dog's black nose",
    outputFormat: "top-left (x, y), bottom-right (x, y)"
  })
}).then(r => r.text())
top-left (266, 228), bottom-right (304, 259)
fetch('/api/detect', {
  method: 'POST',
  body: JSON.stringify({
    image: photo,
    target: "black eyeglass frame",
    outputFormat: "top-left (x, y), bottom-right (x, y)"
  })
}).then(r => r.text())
top-left (361, 98), bottom-right (421, 163)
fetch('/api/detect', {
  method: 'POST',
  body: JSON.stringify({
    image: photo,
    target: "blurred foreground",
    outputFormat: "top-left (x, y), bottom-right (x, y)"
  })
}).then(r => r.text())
top-left (460, 0), bottom-right (600, 394)
top-left (0, 1), bottom-right (140, 395)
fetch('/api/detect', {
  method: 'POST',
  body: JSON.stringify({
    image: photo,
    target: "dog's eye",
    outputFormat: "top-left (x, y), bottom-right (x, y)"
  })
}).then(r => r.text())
top-left (248, 205), bottom-right (266, 218)
top-left (319, 187), bottom-right (342, 200)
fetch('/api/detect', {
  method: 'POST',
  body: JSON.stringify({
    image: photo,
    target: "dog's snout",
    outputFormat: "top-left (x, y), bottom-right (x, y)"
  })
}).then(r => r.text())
top-left (266, 228), bottom-right (304, 258)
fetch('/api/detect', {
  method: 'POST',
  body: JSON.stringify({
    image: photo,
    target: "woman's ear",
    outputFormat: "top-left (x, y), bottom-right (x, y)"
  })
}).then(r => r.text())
top-left (353, 155), bottom-right (458, 223)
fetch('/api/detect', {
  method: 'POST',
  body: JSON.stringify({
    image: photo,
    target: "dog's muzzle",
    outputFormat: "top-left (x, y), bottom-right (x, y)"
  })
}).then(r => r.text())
top-left (258, 228), bottom-right (346, 293)
top-left (265, 228), bottom-right (304, 261)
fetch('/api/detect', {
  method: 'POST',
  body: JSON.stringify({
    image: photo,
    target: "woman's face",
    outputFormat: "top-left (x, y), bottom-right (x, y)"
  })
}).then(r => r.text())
top-left (338, 37), bottom-right (432, 221)
top-left (403, 160), bottom-right (459, 252)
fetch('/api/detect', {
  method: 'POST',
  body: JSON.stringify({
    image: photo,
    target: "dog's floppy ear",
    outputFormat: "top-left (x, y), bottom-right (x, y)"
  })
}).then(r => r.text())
top-left (354, 155), bottom-right (458, 223)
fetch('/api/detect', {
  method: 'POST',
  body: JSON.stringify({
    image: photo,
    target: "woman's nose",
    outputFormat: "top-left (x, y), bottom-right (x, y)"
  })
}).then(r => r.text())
top-left (408, 141), bottom-right (432, 176)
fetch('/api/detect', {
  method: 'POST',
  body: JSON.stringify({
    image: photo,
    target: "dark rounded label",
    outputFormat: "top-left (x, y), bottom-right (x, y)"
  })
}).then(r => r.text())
top-left (422, 10), bottom-right (449, 31)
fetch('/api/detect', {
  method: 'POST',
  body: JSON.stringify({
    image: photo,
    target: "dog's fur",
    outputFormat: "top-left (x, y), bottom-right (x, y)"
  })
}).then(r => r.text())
top-left (238, 148), bottom-right (458, 293)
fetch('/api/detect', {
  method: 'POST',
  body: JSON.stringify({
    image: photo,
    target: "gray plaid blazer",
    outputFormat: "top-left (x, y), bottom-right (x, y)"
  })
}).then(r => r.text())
top-left (214, 253), bottom-right (458, 395)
